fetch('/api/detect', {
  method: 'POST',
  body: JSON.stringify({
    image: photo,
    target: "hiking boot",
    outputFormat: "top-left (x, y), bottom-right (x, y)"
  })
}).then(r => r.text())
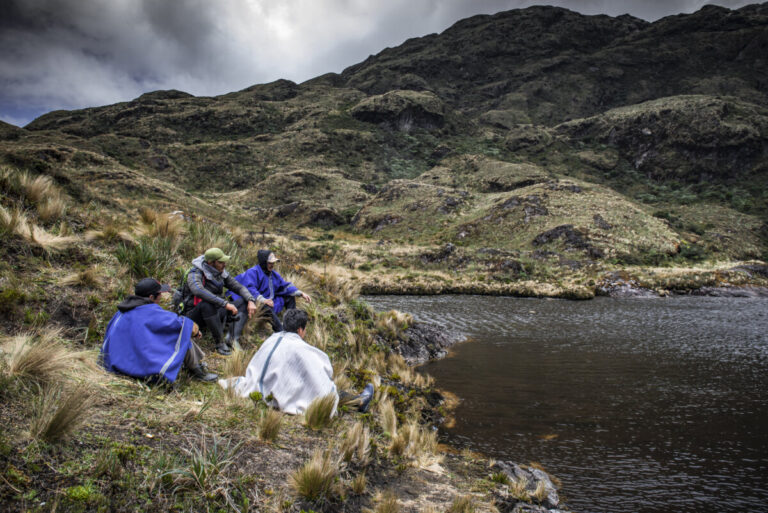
top-left (190, 364), bottom-right (218, 383)
top-left (204, 314), bottom-right (231, 355)
top-left (358, 383), bottom-right (375, 413)
top-left (215, 342), bottom-right (232, 356)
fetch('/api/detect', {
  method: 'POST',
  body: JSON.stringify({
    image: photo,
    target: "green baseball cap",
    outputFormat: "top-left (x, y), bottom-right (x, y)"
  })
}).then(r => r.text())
top-left (204, 247), bottom-right (231, 262)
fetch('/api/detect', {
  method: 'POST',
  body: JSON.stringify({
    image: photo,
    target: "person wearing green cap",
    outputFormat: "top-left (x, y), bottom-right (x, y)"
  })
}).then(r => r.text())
top-left (179, 248), bottom-right (258, 355)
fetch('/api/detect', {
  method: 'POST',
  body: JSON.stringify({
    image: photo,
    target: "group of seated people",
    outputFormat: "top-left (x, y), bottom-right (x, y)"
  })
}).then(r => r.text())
top-left (100, 247), bottom-right (373, 414)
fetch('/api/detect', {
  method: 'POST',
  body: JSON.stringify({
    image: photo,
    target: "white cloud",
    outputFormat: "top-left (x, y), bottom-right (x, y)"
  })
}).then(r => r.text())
top-left (0, 0), bottom-right (757, 126)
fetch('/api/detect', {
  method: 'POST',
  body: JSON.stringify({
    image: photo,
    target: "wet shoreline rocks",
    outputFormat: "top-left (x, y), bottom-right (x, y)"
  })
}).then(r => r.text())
top-left (395, 322), bottom-right (463, 365)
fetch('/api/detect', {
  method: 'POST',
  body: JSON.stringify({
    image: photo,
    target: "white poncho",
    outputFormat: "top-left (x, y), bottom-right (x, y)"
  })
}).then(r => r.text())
top-left (219, 331), bottom-right (338, 415)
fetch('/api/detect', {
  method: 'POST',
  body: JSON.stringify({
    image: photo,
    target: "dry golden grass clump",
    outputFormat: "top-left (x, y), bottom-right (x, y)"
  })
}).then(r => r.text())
top-left (289, 449), bottom-right (340, 502)
top-left (222, 347), bottom-right (254, 378)
top-left (85, 221), bottom-right (135, 244)
top-left (137, 208), bottom-right (185, 241)
top-left (258, 409), bottom-right (284, 442)
top-left (1, 329), bottom-right (79, 387)
top-left (304, 392), bottom-right (337, 430)
top-left (306, 263), bottom-right (360, 304)
top-left (37, 195), bottom-right (67, 223)
top-left (509, 476), bottom-right (530, 501)
top-left (340, 421), bottom-right (371, 466)
top-left (375, 310), bottom-right (413, 340)
top-left (60, 265), bottom-right (103, 288)
top-left (0, 204), bottom-right (77, 252)
top-left (389, 422), bottom-right (440, 467)
top-left (378, 398), bottom-right (398, 438)
top-left (29, 384), bottom-right (95, 442)
top-left (350, 472), bottom-right (367, 495)
top-left (366, 490), bottom-right (401, 513)
top-left (447, 495), bottom-right (476, 513)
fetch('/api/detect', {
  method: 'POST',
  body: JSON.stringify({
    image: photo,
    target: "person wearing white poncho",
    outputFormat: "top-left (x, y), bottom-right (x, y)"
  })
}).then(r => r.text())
top-left (219, 309), bottom-right (374, 415)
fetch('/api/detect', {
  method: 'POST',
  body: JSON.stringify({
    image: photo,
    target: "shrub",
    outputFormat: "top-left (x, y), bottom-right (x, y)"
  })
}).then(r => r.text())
top-left (289, 449), bottom-right (339, 502)
top-left (304, 393), bottom-right (336, 430)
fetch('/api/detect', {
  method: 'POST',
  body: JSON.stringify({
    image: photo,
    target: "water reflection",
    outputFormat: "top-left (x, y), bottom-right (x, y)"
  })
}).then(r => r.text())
top-left (363, 295), bottom-right (768, 513)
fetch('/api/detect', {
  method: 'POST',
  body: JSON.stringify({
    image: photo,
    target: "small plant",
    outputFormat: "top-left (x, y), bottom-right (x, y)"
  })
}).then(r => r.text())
top-left (163, 434), bottom-right (242, 493)
top-left (30, 384), bottom-right (94, 442)
top-left (375, 310), bottom-right (413, 340)
top-left (115, 236), bottom-right (179, 281)
top-left (85, 222), bottom-right (134, 244)
top-left (304, 393), bottom-right (336, 430)
top-left (490, 472), bottom-right (510, 485)
top-left (447, 495), bottom-right (476, 513)
top-left (259, 409), bottom-right (283, 442)
top-left (289, 449), bottom-right (339, 502)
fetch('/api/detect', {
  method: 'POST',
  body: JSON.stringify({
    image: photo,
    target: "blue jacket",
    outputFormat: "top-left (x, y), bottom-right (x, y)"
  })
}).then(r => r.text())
top-left (230, 265), bottom-right (299, 314)
top-left (100, 298), bottom-right (193, 383)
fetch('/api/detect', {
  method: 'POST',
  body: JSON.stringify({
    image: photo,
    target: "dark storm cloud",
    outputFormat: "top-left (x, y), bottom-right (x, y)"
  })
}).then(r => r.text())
top-left (0, 0), bottom-right (759, 127)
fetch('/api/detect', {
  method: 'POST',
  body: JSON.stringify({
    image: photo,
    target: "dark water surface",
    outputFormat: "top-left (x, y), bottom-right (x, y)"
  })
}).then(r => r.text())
top-left (362, 295), bottom-right (768, 513)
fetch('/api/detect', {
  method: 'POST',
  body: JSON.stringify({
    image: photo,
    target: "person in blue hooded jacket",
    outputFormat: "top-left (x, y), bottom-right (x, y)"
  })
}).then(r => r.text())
top-left (100, 278), bottom-right (218, 383)
top-left (228, 250), bottom-right (311, 346)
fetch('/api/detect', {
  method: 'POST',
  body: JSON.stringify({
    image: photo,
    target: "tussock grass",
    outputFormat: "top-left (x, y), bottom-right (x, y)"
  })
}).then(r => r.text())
top-left (2, 329), bottom-right (78, 386)
top-left (350, 472), bottom-right (367, 494)
top-left (289, 449), bottom-right (339, 502)
top-left (340, 421), bottom-right (371, 466)
top-left (30, 384), bottom-right (94, 442)
top-left (306, 264), bottom-right (360, 303)
top-left (389, 422), bottom-right (441, 468)
top-left (116, 236), bottom-right (180, 281)
top-left (163, 434), bottom-right (242, 493)
top-left (307, 318), bottom-right (330, 351)
top-left (304, 393), bottom-right (336, 430)
top-left (60, 266), bottom-right (103, 288)
top-left (0, 204), bottom-right (77, 252)
top-left (447, 495), bottom-right (476, 513)
top-left (375, 310), bottom-right (413, 340)
top-left (85, 222), bottom-right (135, 244)
top-left (138, 209), bottom-right (185, 241)
top-left (378, 398), bottom-right (398, 437)
top-left (510, 476), bottom-right (530, 501)
top-left (181, 220), bottom-right (241, 264)
top-left (19, 172), bottom-right (56, 204)
top-left (259, 409), bottom-right (284, 442)
top-left (369, 490), bottom-right (400, 513)
top-left (222, 348), bottom-right (254, 378)
top-left (532, 480), bottom-right (548, 502)
top-left (37, 196), bottom-right (67, 223)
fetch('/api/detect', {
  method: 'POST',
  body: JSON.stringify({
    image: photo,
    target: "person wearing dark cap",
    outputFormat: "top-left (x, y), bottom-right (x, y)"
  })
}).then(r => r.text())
top-left (100, 278), bottom-right (218, 383)
top-left (180, 247), bottom-right (258, 355)
top-left (227, 250), bottom-right (311, 343)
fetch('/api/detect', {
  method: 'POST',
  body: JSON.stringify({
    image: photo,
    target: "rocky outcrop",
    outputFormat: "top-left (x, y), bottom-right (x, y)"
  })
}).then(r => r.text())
top-left (687, 286), bottom-right (768, 298)
top-left (596, 272), bottom-right (658, 297)
top-left (396, 322), bottom-right (462, 365)
top-left (350, 90), bottom-right (446, 131)
top-left (492, 461), bottom-right (570, 512)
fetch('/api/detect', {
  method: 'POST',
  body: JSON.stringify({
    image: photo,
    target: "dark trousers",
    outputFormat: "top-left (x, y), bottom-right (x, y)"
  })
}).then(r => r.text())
top-left (257, 295), bottom-right (296, 332)
top-left (182, 341), bottom-right (205, 369)
top-left (185, 298), bottom-right (246, 339)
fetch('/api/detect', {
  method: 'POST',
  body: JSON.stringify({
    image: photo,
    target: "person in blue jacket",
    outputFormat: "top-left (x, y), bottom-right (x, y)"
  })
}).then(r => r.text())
top-left (228, 250), bottom-right (311, 346)
top-left (100, 278), bottom-right (218, 383)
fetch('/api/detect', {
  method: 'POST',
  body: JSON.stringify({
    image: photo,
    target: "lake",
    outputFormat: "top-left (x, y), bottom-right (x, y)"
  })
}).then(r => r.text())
top-left (362, 295), bottom-right (768, 513)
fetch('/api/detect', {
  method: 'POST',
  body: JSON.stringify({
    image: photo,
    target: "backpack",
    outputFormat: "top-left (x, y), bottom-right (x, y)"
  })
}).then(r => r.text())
top-left (172, 267), bottom-right (205, 314)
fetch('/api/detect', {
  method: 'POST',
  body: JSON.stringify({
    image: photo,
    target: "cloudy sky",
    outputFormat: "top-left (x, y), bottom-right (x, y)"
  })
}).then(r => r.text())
top-left (0, 0), bottom-right (757, 127)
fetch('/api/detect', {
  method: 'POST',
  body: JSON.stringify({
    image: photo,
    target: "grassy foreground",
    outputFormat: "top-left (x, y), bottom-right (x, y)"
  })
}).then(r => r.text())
top-left (0, 164), bottom-right (570, 513)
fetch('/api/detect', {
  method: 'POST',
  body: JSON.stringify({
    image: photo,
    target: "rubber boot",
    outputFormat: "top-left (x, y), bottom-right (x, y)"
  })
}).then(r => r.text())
top-left (190, 364), bottom-right (218, 382)
top-left (229, 312), bottom-right (247, 352)
top-left (205, 314), bottom-right (231, 356)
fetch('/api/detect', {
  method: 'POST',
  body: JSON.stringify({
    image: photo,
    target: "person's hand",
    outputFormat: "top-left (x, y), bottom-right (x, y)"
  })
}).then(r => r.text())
top-left (247, 300), bottom-right (258, 318)
top-left (263, 298), bottom-right (274, 308)
top-left (225, 303), bottom-right (238, 315)
top-left (195, 330), bottom-right (203, 339)
top-left (301, 292), bottom-right (312, 303)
